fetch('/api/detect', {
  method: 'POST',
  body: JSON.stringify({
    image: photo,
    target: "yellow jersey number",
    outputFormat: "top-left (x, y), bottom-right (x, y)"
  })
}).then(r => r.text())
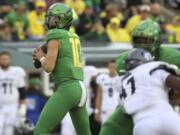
top-left (70, 38), bottom-right (82, 68)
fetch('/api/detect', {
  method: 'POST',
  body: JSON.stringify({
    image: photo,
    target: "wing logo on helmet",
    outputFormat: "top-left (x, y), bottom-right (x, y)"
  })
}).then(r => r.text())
top-left (49, 3), bottom-right (56, 10)
top-left (144, 52), bottom-right (153, 61)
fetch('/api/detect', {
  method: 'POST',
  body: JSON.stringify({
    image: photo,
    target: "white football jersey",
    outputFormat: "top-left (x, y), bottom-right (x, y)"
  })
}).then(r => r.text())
top-left (84, 66), bottom-right (98, 90)
top-left (96, 73), bottom-right (119, 112)
top-left (84, 66), bottom-right (98, 115)
top-left (0, 66), bottom-right (26, 105)
top-left (117, 61), bottom-right (173, 118)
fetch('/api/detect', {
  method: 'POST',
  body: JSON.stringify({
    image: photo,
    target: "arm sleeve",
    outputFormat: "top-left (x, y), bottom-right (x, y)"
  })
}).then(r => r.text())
top-left (18, 87), bottom-right (26, 100)
top-left (170, 49), bottom-right (180, 68)
top-left (161, 47), bottom-right (180, 68)
top-left (151, 69), bottom-right (170, 84)
top-left (115, 52), bottom-right (129, 73)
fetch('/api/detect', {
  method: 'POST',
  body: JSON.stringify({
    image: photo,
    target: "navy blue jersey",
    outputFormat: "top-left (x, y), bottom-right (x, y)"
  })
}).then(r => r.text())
top-left (26, 89), bottom-right (47, 125)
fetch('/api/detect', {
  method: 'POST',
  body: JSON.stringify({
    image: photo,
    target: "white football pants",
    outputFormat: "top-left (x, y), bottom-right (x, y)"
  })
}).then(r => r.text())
top-left (134, 110), bottom-right (180, 135)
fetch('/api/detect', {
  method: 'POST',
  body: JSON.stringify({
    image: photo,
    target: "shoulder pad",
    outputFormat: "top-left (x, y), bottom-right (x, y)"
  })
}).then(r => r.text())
top-left (11, 66), bottom-right (26, 77)
top-left (46, 29), bottom-right (67, 42)
top-left (149, 63), bottom-right (179, 76)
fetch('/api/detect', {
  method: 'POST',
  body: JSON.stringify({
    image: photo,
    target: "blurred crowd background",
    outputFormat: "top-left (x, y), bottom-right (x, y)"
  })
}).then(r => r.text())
top-left (0, 0), bottom-right (180, 43)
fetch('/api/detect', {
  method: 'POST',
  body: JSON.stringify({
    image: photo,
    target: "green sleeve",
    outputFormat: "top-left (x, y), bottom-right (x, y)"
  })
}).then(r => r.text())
top-left (24, 16), bottom-right (29, 30)
top-left (159, 47), bottom-right (180, 68)
top-left (4, 13), bottom-right (13, 27)
top-left (46, 29), bottom-right (65, 42)
top-left (115, 51), bottom-right (129, 73)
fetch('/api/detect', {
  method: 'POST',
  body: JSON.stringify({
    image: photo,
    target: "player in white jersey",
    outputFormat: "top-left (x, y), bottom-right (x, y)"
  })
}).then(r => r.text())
top-left (95, 60), bottom-right (119, 123)
top-left (0, 51), bottom-right (26, 135)
top-left (84, 66), bottom-right (98, 115)
top-left (116, 48), bottom-right (180, 135)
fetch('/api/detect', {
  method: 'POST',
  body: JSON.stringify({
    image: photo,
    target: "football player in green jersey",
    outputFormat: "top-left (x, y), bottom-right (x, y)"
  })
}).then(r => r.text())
top-left (33, 3), bottom-right (91, 135)
top-left (100, 19), bottom-right (180, 135)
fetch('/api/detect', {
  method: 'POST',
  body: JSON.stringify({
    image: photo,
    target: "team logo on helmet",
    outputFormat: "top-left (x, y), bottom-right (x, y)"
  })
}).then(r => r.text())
top-left (144, 52), bottom-right (153, 61)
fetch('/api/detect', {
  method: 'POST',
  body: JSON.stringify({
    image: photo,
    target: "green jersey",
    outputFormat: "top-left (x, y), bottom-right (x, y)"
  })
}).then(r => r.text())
top-left (46, 29), bottom-right (83, 86)
top-left (116, 47), bottom-right (180, 72)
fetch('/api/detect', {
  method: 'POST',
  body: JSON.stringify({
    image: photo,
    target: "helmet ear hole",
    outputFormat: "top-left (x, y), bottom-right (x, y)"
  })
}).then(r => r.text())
top-left (125, 59), bottom-right (141, 71)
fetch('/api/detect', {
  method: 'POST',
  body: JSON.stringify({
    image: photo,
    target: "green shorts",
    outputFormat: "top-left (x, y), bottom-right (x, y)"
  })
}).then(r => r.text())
top-left (33, 80), bottom-right (91, 135)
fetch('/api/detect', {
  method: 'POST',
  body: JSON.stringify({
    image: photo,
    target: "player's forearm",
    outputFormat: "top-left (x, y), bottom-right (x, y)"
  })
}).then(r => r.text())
top-left (41, 40), bottom-right (59, 73)
top-left (41, 56), bottom-right (55, 73)
top-left (166, 75), bottom-right (180, 90)
top-left (19, 99), bottom-right (27, 118)
top-left (95, 85), bottom-right (102, 113)
top-left (18, 87), bottom-right (26, 116)
top-left (19, 99), bottom-right (26, 104)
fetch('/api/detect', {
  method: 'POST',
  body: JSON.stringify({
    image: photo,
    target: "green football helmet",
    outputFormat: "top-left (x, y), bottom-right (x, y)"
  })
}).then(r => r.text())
top-left (132, 19), bottom-right (161, 55)
top-left (45, 3), bottom-right (73, 30)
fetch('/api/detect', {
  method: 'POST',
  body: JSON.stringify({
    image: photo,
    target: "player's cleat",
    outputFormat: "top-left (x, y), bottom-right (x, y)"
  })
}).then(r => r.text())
top-left (15, 118), bottom-right (34, 135)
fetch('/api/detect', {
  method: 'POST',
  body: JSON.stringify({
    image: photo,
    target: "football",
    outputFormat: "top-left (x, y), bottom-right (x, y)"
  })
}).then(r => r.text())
top-left (33, 43), bottom-right (47, 69)
top-left (39, 43), bottom-right (47, 54)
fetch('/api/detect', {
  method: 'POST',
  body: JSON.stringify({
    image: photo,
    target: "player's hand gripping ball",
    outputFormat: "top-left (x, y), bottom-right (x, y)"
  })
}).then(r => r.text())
top-left (33, 43), bottom-right (47, 68)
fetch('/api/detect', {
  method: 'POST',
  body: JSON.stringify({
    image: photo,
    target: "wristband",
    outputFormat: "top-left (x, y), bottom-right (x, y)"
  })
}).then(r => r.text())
top-left (40, 57), bottom-right (46, 65)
